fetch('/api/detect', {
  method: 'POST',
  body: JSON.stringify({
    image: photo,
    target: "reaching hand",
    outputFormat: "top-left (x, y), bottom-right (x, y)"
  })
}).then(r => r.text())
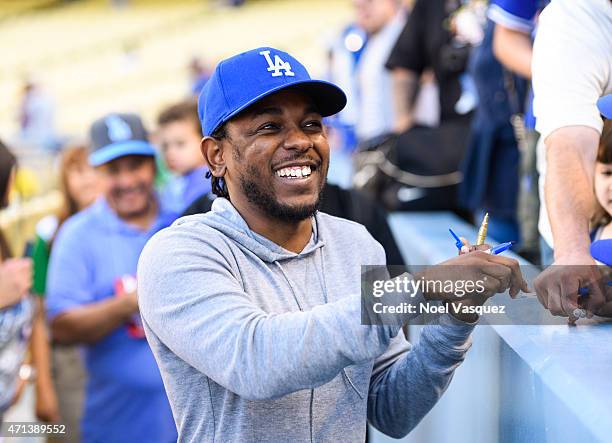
top-left (534, 251), bottom-right (608, 324)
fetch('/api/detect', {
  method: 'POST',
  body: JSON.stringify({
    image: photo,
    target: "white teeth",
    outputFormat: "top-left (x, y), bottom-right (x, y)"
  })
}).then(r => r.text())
top-left (275, 165), bottom-right (313, 178)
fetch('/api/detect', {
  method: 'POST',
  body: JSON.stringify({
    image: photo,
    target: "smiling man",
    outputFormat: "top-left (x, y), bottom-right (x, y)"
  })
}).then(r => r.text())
top-left (46, 113), bottom-right (177, 442)
top-left (138, 47), bottom-right (525, 442)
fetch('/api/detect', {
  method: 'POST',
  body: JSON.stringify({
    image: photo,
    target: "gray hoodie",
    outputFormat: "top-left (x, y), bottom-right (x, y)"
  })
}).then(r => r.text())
top-left (137, 197), bottom-right (475, 443)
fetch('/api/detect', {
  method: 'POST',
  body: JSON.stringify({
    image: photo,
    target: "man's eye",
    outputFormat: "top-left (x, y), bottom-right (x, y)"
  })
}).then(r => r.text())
top-left (258, 123), bottom-right (280, 132)
top-left (602, 170), bottom-right (612, 176)
top-left (303, 120), bottom-right (323, 129)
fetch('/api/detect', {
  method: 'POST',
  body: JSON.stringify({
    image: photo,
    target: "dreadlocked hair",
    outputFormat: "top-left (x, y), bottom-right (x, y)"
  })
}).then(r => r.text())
top-left (208, 124), bottom-right (230, 199)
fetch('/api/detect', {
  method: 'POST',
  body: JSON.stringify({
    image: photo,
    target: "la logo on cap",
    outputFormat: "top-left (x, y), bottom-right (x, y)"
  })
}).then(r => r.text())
top-left (259, 50), bottom-right (295, 77)
top-left (105, 115), bottom-right (132, 142)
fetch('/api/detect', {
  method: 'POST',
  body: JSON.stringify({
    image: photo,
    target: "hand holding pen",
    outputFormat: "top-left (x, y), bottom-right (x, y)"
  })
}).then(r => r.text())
top-left (448, 228), bottom-right (514, 256)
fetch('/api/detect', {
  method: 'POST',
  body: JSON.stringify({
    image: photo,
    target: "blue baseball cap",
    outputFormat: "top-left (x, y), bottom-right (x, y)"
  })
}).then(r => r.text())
top-left (89, 113), bottom-right (156, 167)
top-left (598, 94), bottom-right (612, 119)
top-left (198, 47), bottom-right (347, 136)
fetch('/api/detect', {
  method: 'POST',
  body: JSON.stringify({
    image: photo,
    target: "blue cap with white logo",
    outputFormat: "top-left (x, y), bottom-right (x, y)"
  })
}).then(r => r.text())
top-left (198, 47), bottom-right (347, 136)
top-left (89, 113), bottom-right (156, 167)
top-left (598, 94), bottom-right (612, 119)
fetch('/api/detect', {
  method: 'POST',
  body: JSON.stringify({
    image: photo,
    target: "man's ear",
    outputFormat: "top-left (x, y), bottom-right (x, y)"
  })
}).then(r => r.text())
top-left (201, 137), bottom-right (226, 178)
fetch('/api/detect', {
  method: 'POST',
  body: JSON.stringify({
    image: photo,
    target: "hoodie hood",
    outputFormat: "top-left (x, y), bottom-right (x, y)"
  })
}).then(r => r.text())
top-left (174, 197), bottom-right (325, 263)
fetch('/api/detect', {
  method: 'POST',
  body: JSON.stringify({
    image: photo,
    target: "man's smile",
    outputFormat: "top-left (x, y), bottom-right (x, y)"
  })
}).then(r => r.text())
top-left (274, 164), bottom-right (315, 180)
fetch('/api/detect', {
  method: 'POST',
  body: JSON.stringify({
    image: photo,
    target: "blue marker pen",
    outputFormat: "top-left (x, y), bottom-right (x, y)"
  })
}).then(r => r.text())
top-left (449, 228), bottom-right (463, 250)
top-left (578, 280), bottom-right (612, 297)
top-left (485, 241), bottom-right (515, 255)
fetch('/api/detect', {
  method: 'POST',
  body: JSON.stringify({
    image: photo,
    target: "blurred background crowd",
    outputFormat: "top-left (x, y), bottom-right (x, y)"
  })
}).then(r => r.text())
top-left (0, 0), bottom-right (610, 442)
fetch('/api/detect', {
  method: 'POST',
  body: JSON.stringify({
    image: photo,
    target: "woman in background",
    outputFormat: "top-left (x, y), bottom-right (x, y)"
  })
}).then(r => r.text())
top-left (31, 144), bottom-right (100, 441)
top-left (0, 140), bottom-right (35, 423)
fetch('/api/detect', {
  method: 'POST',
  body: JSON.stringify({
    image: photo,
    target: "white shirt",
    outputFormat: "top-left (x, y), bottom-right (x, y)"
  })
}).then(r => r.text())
top-left (532, 0), bottom-right (612, 248)
top-left (355, 12), bottom-right (440, 141)
top-left (355, 12), bottom-right (407, 141)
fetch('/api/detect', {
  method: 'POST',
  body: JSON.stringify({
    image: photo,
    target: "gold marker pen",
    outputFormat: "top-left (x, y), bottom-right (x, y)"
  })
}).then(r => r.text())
top-left (476, 213), bottom-right (489, 246)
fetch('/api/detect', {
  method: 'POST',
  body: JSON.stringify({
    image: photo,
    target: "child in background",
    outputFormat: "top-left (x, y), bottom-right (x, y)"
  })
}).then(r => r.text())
top-left (592, 120), bottom-right (612, 241)
top-left (157, 99), bottom-right (211, 213)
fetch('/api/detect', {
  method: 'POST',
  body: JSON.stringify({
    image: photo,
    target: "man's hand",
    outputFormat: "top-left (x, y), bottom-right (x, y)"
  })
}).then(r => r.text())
top-left (534, 251), bottom-right (607, 323)
top-left (415, 251), bottom-right (529, 322)
top-left (0, 258), bottom-right (33, 309)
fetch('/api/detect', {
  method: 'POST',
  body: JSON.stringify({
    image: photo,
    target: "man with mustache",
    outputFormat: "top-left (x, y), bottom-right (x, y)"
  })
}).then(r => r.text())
top-left (46, 113), bottom-right (177, 442)
top-left (138, 47), bottom-right (526, 442)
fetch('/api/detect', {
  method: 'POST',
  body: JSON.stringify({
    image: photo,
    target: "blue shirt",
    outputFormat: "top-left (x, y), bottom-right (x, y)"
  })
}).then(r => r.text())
top-left (161, 165), bottom-right (211, 214)
top-left (46, 198), bottom-right (178, 443)
top-left (488, 0), bottom-right (540, 33)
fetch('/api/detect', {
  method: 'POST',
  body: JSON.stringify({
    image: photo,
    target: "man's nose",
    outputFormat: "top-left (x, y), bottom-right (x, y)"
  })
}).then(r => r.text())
top-left (115, 170), bottom-right (137, 188)
top-left (283, 127), bottom-right (313, 151)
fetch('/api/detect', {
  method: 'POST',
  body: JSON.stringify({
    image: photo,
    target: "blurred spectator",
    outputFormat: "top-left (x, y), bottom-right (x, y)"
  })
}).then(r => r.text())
top-left (489, 0), bottom-right (546, 262)
top-left (17, 79), bottom-right (59, 151)
top-left (45, 114), bottom-right (177, 442)
top-left (157, 100), bottom-right (211, 213)
top-left (459, 17), bottom-right (526, 246)
top-left (353, 0), bottom-right (477, 212)
top-left (189, 57), bottom-right (211, 96)
top-left (184, 182), bottom-right (406, 268)
top-left (30, 145), bottom-right (100, 439)
top-left (327, 0), bottom-right (439, 149)
top-left (0, 140), bottom-right (35, 423)
top-left (352, 0), bottom-right (407, 142)
top-left (386, 0), bottom-right (476, 132)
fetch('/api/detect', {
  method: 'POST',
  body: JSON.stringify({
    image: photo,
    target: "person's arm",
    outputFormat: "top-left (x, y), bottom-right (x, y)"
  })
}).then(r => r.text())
top-left (367, 316), bottom-right (474, 438)
top-left (30, 297), bottom-right (60, 422)
top-left (46, 222), bottom-right (139, 344)
top-left (51, 293), bottom-right (137, 345)
top-left (391, 69), bottom-right (420, 133)
top-left (492, 25), bottom-right (532, 79)
top-left (488, 0), bottom-right (539, 79)
top-left (545, 127), bottom-right (599, 260)
top-left (386, 0), bottom-right (427, 133)
top-left (533, 127), bottom-right (606, 317)
top-left (531, 0), bottom-right (610, 317)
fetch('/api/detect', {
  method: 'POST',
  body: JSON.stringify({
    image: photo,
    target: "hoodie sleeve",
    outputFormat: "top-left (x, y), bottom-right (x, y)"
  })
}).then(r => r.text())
top-left (138, 225), bottom-right (416, 401)
top-left (366, 312), bottom-right (475, 438)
